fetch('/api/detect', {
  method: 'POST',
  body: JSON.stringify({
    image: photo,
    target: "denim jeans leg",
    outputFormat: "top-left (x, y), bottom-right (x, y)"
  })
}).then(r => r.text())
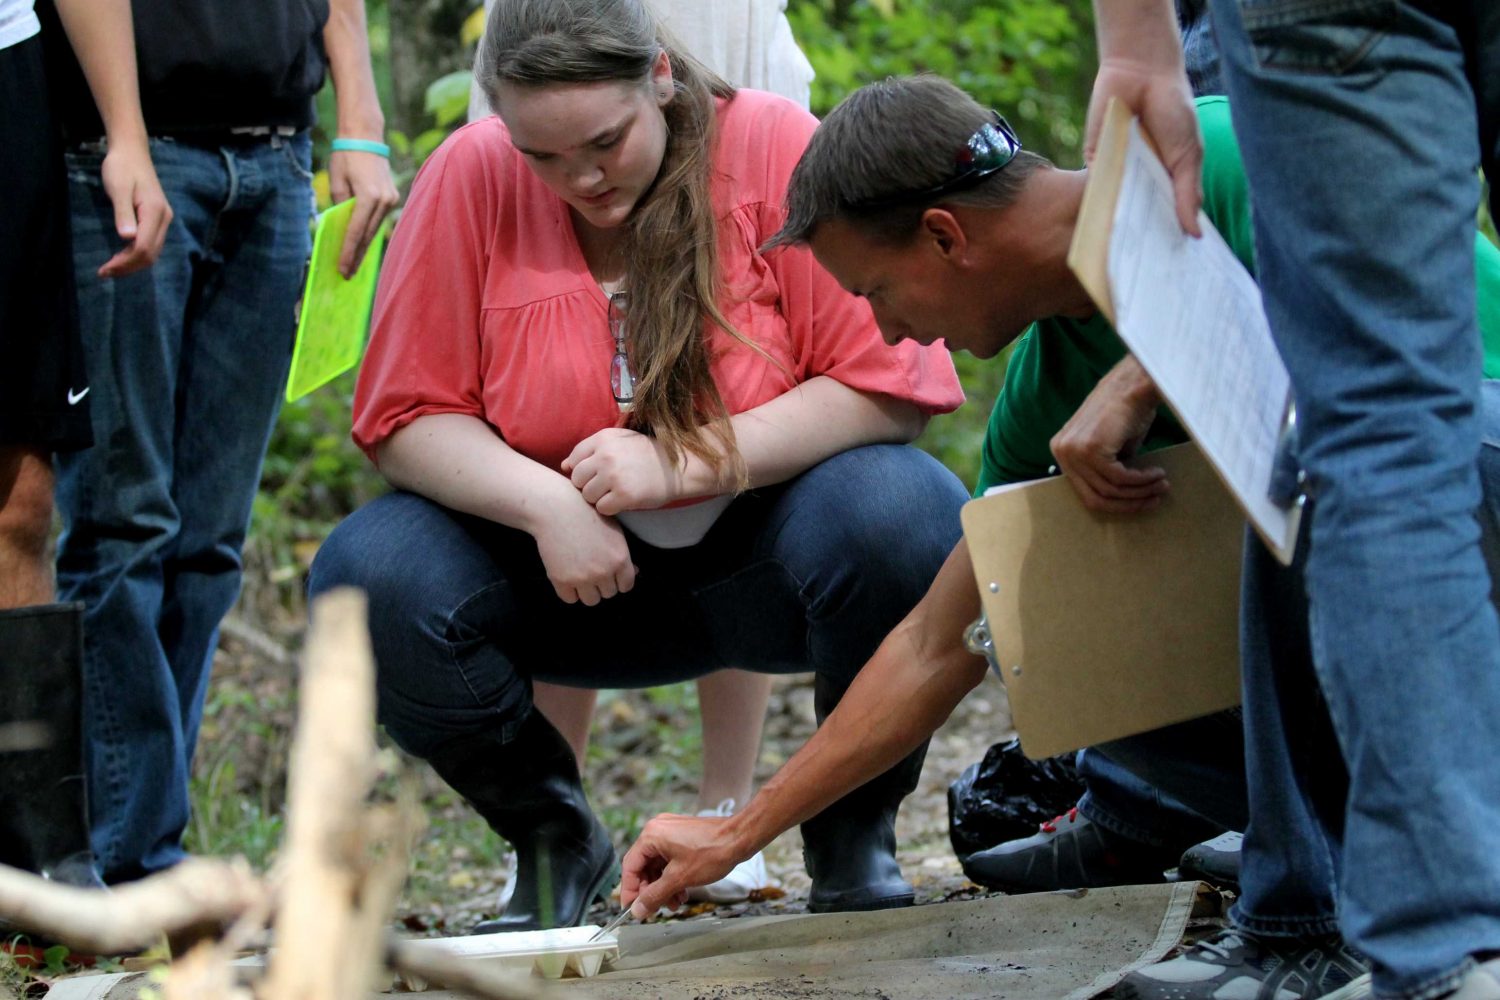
top-left (1211, 1), bottom-right (1500, 993)
top-left (55, 136), bottom-right (311, 884)
top-left (1478, 380), bottom-right (1500, 584)
top-left (1233, 530), bottom-right (1343, 938)
top-left (734, 444), bottom-right (968, 684)
top-left (1092, 709), bottom-right (1248, 837)
top-left (58, 138), bottom-right (214, 883)
top-left (308, 492), bottom-right (544, 761)
top-left (1076, 747), bottom-right (1225, 850)
top-left (161, 136), bottom-right (310, 758)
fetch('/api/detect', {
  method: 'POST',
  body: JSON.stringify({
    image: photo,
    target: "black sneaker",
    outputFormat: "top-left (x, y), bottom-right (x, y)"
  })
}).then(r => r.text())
top-left (1114, 928), bottom-right (1371, 1000)
top-left (961, 807), bottom-right (1181, 892)
top-left (1177, 832), bottom-right (1243, 891)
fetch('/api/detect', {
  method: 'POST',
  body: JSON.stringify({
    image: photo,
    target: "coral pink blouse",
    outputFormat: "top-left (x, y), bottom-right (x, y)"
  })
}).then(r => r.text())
top-left (352, 89), bottom-right (963, 473)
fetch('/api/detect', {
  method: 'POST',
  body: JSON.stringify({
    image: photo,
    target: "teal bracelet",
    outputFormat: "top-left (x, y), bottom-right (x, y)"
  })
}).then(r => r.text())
top-left (331, 137), bottom-right (391, 157)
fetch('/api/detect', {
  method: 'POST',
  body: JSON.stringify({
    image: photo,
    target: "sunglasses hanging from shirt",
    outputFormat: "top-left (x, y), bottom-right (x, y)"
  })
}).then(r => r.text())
top-left (608, 290), bottom-right (636, 412)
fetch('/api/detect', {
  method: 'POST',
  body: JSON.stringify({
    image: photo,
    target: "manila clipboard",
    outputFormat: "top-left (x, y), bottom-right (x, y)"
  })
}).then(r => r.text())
top-left (1068, 98), bottom-right (1302, 564)
top-left (960, 442), bottom-right (1243, 760)
top-left (1066, 96), bottom-right (1132, 328)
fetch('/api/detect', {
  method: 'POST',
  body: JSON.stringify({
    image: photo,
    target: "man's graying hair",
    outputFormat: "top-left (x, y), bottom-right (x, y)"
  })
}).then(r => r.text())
top-left (769, 76), bottom-right (1050, 248)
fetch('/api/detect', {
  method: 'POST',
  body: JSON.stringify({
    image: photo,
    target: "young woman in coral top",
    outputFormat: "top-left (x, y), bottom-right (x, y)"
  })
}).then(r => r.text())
top-left (310, 0), bottom-right (968, 933)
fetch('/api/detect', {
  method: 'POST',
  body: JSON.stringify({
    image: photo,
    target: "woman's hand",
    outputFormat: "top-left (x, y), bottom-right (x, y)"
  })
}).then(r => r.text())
top-left (531, 490), bottom-right (638, 605)
top-left (564, 428), bottom-right (700, 515)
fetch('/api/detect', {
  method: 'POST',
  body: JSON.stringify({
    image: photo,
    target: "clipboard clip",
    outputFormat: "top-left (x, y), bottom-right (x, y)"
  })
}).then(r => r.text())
top-left (1267, 393), bottom-right (1308, 513)
top-left (963, 616), bottom-right (1007, 687)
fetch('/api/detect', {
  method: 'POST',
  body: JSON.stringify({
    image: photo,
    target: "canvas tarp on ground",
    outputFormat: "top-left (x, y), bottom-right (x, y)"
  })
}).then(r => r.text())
top-left (49, 882), bottom-right (1204, 1000)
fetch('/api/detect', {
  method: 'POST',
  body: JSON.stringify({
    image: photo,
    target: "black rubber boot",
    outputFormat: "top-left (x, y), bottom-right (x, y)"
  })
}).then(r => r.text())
top-left (424, 711), bottom-right (616, 933)
top-left (0, 602), bottom-right (106, 889)
top-left (800, 675), bottom-right (927, 913)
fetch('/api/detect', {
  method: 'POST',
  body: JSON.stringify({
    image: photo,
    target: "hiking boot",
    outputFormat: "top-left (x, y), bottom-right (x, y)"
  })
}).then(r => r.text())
top-left (424, 712), bottom-right (617, 933)
top-left (962, 808), bottom-right (1180, 892)
top-left (1114, 928), bottom-right (1371, 1000)
top-left (0, 603), bottom-right (106, 890)
top-left (1444, 958), bottom-right (1500, 1000)
top-left (1177, 831), bottom-right (1243, 891)
top-left (800, 675), bottom-right (925, 913)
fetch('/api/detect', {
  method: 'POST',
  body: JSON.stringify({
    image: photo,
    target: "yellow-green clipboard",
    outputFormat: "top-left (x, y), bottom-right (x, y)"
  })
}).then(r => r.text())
top-left (286, 198), bottom-right (388, 402)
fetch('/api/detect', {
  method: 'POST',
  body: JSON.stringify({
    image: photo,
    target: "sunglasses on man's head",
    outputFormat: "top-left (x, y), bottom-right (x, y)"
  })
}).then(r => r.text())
top-left (853, 111), bottom-right (1022, 210)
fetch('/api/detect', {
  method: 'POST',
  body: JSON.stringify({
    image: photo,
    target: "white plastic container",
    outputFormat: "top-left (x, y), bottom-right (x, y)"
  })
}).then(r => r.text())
top-left (396, 926), bottom-right (620, 987)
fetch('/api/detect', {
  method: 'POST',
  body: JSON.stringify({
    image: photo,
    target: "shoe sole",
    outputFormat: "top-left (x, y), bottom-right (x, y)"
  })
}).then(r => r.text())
top-left (1318, 974), bottom-right (1373, 1000)
top-left (806, 891), bottom-right (915, 914)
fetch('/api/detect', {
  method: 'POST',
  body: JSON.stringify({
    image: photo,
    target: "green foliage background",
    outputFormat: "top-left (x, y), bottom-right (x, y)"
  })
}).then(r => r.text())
top-left (247, 0), bottom-right (1096, 620)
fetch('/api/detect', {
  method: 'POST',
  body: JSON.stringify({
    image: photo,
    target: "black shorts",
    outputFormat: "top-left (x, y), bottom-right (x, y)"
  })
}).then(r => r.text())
top-left (0, 34), bottom-right (91, 452)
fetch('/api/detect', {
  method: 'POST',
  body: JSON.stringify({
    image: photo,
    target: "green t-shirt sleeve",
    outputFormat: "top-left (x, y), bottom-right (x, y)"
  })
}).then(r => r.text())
top-left (974, 319), bottom-right (1128, 496)
top-left (973, 97), bottom-right (1248, 499)
top-left (1477, 231), bottom-right (1500, 379)
top-left (1196, 96), bottom-right (1257, 275)
top-left (976, 324), bottom-right (1046, 496)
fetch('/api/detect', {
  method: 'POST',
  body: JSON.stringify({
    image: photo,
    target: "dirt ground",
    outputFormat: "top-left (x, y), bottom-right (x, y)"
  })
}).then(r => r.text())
top-left (205, 628), bottom-right (1019, 932)
top-left (431, 674), bottom-right (1017, 931)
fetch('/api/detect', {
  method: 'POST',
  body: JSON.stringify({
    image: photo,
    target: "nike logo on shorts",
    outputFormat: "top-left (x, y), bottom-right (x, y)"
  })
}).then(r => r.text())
top-left (67, 387), bottom-right (90, 405)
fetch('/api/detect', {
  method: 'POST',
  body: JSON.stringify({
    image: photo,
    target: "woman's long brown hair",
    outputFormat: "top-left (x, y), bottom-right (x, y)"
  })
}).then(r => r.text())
top-left (477, 0), bottom-right (747, 485)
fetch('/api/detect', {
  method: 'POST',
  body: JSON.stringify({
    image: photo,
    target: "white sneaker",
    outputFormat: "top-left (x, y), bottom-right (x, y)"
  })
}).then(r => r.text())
top-left (684, 799), bottom-right (773, 904)
top-left (1446, 958), bottom-right (1500, 1000)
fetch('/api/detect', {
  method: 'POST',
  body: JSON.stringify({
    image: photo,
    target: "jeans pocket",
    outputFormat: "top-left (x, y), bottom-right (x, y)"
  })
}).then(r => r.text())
top-left (1236, 0), bottom-right (1399, 75)
top-left (63, 149), bottom-right (105, 187)
top-left (279, 133), bottom-right (315, 183)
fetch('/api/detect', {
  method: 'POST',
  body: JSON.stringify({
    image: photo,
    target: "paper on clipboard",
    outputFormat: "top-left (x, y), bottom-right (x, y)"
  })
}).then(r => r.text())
top-left (285, 198), bottom-right (388, 403)
top-left (962, 443), bottom-right (1243, 761)
top-left (1067, 99), bottom-right (1301, 565)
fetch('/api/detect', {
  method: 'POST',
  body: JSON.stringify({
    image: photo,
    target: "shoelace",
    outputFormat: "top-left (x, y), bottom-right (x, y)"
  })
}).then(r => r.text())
top-left (1193, 931), bottom-right (1247, 963)
top-left (702, 798), bottom-right (737, 818)
top-left (1039, 806), bottom-right (1080, 834)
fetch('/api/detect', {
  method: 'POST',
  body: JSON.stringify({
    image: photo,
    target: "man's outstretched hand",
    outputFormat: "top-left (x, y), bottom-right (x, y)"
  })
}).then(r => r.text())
top-left (620, 813), bottom-right (747, 917)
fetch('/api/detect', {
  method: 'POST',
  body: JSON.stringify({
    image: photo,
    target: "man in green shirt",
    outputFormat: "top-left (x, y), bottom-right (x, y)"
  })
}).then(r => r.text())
top-left (619, 78), bottom-right (1500, 988)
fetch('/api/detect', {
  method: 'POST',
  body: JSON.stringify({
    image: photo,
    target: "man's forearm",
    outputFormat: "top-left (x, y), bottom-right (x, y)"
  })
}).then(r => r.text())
top-left (53, 0), bottom-right (149, 147)
top-left (1094, 0), bottom-right (1186, 69)
top-left (323, 0), bottom-right (385, 138)
top-left (723, 541), bottom-right (991, 858)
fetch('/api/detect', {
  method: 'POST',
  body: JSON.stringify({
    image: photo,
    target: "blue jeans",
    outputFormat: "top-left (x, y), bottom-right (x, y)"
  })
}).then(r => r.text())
top-left (1089, 382), bottom-right (1500, 991)
top-left (1205, 3), bottom-right (1500, 995)
top-left (55, 134), bottom-right (313, 883)
top-left (1080, 729), bottom-right (1231, 850)
top-left (308, 445), bottom-right (967, 764)
top-left (1177, 0), bottom-right (1223, 97)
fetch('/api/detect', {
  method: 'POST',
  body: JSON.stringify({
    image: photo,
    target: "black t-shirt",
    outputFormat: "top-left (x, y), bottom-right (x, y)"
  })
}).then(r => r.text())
top-left (42, 0), bottom-right (331, 140)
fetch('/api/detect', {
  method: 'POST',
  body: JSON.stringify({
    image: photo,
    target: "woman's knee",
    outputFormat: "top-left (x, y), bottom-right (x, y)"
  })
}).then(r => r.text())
top-left (776, 444), bottom-right (968, 580)
top-left (309, 492), bottom-right (532, 752)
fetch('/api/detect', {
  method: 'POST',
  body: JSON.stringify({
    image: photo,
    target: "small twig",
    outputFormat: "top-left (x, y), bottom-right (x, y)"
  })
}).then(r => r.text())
top-left (261, 588), bottom-right (383, 1000)
top-left (0, 858), bottom-right (265, 955)
top-left (161, 940), bottom-right (254, 1000)
top-left (219, 615), bottom-right (293, 668)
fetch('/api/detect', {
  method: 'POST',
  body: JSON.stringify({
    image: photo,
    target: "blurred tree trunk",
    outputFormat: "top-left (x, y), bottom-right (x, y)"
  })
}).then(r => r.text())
top-left (387, 0), bottom-right (474, 141)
